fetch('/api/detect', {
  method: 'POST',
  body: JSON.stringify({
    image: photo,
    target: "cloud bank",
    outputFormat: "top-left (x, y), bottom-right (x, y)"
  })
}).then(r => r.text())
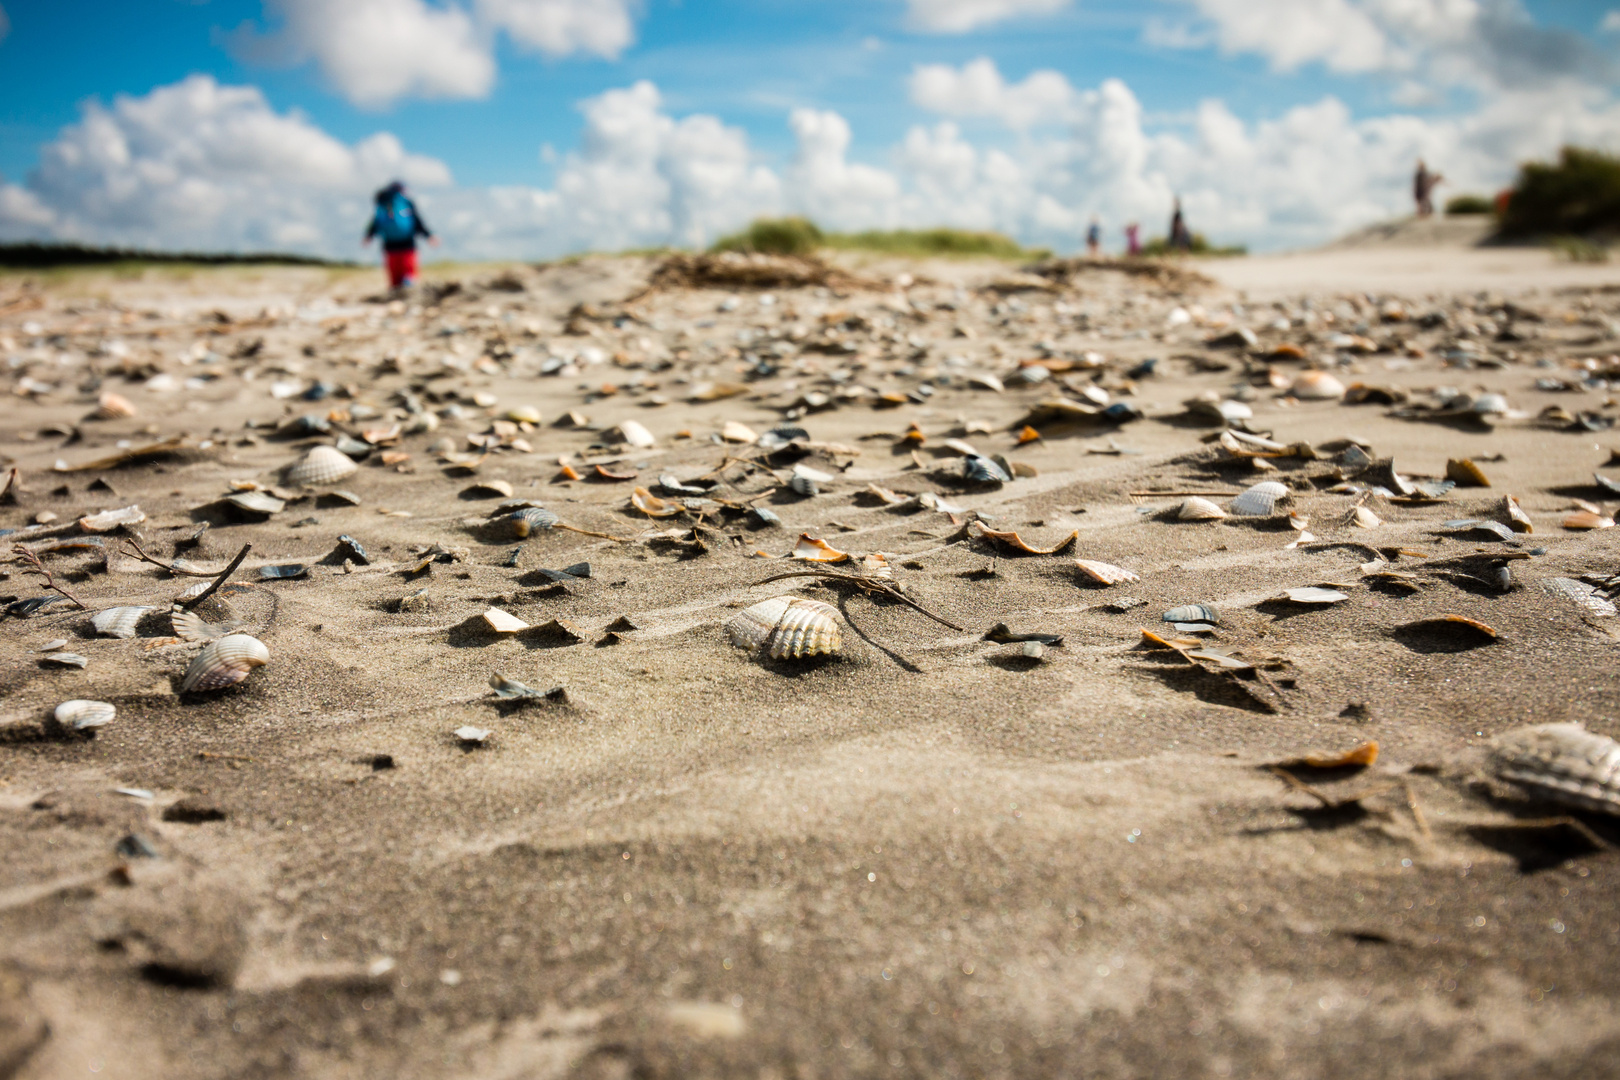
top-left (5, 51), bottom-right (1620, 259)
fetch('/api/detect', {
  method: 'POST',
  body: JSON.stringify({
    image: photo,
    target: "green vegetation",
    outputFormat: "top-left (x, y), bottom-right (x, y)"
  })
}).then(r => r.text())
top-left (711, 217), bottom-right (825, 256)
top-left (1444, 194), bottom-right (1495, 216)
top-left (1499, 146), bottom-right (1620, 239)
top-left (1137, 233), bottom-right (1247, 257)
top-left (710, 217), bottom-right (1048, 260)
top-left (0, 241), bottom-right (353, 270)
top-left (1548, 235), bottom-right (1610, 263)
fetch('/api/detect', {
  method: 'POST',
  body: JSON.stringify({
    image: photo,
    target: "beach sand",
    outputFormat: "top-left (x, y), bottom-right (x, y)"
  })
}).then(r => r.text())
top-left (1, 234), bottom-right (1618, 1079)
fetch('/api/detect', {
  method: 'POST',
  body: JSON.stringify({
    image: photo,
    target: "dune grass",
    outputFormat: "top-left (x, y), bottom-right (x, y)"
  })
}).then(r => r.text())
top-left (710, 217), bottom-right (1050, 260)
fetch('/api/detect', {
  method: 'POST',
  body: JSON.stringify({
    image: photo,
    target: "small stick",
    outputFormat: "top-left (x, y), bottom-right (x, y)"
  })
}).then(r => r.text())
top-left (119, 537), bottom-right (219, 576)
top-left (1401, 778), bottom-right (1433, 841)
top-left (9, 544), bottom-right (87, 610)
top-left (556, 523), bottom-right (630, 543)
top-left (181, 543), bottom-right (251, 611)
top-left (749, 567), bottom-right (967, 632)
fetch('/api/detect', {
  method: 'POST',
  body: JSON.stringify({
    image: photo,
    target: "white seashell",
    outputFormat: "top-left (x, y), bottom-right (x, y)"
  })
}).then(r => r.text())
top-left (1491, 723), bottom-right (1620, 816)
top-left (1350, 506), bottom-right (1381, 529)
top-left (38, 639), bottom-right (69, 652)
top-left (616, 420), bottom-right (656, 448)
top-left (79, 505), bottom-right (145, 532)
top-left (1229, 481), bottom-right (1289, 517)
top-left (93, 605), bottom-right (154, 639)
top-left (721, 421), bottom-right (758, 444)
top-left (726, 596), bottom-right (843, 659)
top-left (55, 699), bottom-right (115, 730)
top-left (91, 392), bottom-right (137, 419)
top-left (181, 634), bottom-right (269, 693)
top-left (1178, 497), bottom-right (1227, 521)
top-left (42, 652), bottom-right (89, 668)
top-left (1289, 371), bottom-right (1345, 400)
top-left (285, 445), bottom-right (359, 487)
top-left (1163, 604), bottom-right (1219, 625)
top-left (454, 725), bottom-right (492, 744)
top-left (1543, 578), bottom-right (1617, 617)
top-left (1278, 587), bottom-right (1349, 604)
top-left (170, 604), bottom-right (240, 643)
top-left (482, 607), bottom-right (530, 633)
top-left (1502, 495), bottom-right (1532, 533)
top-left (228, 490), bottom-right (285, 515)
top-left (1074, 559), bottom-right (1139, 584)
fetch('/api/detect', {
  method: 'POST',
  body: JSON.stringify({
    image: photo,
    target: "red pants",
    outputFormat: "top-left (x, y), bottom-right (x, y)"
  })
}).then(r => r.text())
top-left (385, 248), bottom-right (418, 289)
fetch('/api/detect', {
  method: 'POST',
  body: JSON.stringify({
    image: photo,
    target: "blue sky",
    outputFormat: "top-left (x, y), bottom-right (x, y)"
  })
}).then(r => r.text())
top-left (1, 0), bottom-right (1617, 256)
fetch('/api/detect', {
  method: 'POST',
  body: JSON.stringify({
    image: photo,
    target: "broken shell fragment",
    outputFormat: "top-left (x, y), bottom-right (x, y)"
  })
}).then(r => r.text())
top-left (789, 464), bottom-right (833, 497)
top-left (793, 534), bottom-right (850, 562)
top-left (92, 605), bottom-right (154, 639)
top-left (976, 524), bottom-right (1078, 555)
top-left (1562, 510), bottom-right (1615, 530)
top-left (631, 486), bottom-right (681, 518)
top-left (482, 608), bottom-right (530, 634)
top-left (1229, 481), bottom-right (1288, 517)
top-left (1281, 740), bottom-right (1379, 769)
top-left (1502, 495), bottom-right (1532, 533)
top-left (1074, 559), bottom-right (1140, 584)
top-left (726, 596), bottom-right (843, 660)
top-left (171, 604), bottom-right (240, 643)
top-left (1445, 458), bottom-right (1490, 487)
top-left (454, 725), bottom-right (492, 745)
top-left (79, 505), bottom-right (146, 532)
top-left (1349, 506), bottom-right (1381, 529)
top-left (499, 507), bottom-right (560, 538)
top-left (463, 479), bottom-right (514, 499)
top-left (42, 652), bottom-right (89, 668)
top-left (1162, 604), bottom-right (1218, 625)
top-left (285, 445), bottom-right (359, 487)
top-left (1543, 577), bottom-right (1617, 617)
top-left (257, 564), bottom-right (308, 580)
top-left (181, 634), bottom-right (270, 693)
top-left (1490, 724), bottom-right (1620, 815)
top-left (1177, 497), bottom-right (1227, 521)
top-left (55, 699), bottom-right (116, 730)
top-left (1277, 587), bottom-right (1349, 605)
top-left (721, 421), bottom-right (759, 444)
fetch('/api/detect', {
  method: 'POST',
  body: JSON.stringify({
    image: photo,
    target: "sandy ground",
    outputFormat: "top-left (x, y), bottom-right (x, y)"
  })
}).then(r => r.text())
top-left (1, 234), bottom-right (1618, 1080)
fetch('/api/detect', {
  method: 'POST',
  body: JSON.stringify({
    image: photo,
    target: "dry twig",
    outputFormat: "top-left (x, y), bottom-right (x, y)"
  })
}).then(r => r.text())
top-left (181, 543), bottom-right (252, 611)
top-left (9, 544), bottom-right (87, 610)
top-left (749, 567), bottom-right (966, 632)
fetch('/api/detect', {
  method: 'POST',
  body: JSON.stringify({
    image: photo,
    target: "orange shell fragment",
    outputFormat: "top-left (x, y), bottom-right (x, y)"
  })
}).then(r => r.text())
top-left (792, 534), bottom-right (850, 562)
top-left (1300, 740), bottom-right (1379, 769)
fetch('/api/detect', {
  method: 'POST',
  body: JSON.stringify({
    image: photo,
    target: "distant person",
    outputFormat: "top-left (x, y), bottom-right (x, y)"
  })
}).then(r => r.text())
top-left (1124, 222), bottom-right (1141, 256)
top-left (1169, 197), bottom-right (1192, 253)
top-left (1413, 160), bottom-right (1444, 218)
top-left (363, 180), bottom-right (437, 290)
top-left (1086, 217), bottom-right (1101, 257)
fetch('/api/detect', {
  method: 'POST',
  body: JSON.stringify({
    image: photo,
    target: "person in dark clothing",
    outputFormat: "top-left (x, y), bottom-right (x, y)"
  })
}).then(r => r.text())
top-left (1413, 159), bottom-right (1444, 218)
top-left (363, 180), bottom-right (436, 290)
top-left (1169, 197), bottom-right (1192, 253)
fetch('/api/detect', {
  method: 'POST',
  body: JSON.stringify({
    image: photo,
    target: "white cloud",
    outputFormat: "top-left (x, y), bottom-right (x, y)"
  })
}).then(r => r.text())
top-left (909, 57), bottom-right (1080, 128)
top-left (1604, 10), bottom-right (1620, 33)
top-left (243, 0), bottom-right (640, 108)
top-left (1159, 0), bottom-right (1612, 91)
top-left (903, 0), bottom-right (1071, 34)
top-left (7, 69), bottom-right (1620, 260)
top-left (473, 0), bottom-right (635, 59)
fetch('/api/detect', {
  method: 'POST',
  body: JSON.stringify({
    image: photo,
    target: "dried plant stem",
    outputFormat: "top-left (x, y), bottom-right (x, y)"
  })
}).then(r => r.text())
top-left (182, 544), bottom-right (252, 611)
top-left (119, 537), bottom-right (218, 576)
top-left (9, 544), bottom-right (88, 610)
top-left (749, 567), bottom-right (966, 632)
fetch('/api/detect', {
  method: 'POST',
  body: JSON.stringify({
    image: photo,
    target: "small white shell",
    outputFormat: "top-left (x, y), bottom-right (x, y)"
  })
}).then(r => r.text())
top-left (42, 652), bottom-right (89, 668)
top-left (1278, 587), bottom-right (1349, 605)
top-left (93, 605), bottom-right (155, 639)
top-left (181, 634), bottom-right (270, 693)
top-left (1289, 371), bottom-right (1345, 400)
top-left (1178, 497), bottom-right (1227, 521)
top-left (1491, 723), bottom-right (1620, 816)
top-left (79, 505), bottom-right (146, 532)
top-left (1074, 559), bottom-right (1139, 584)
top-left (285, 445), bottom-right (359, 486)
top-left (55, 699), bottom-right (115, 730)
top-left (1229, 481), bottom-right (1289, 517)
top-left (228, 490), bottom-right (285, 515)
top-left (455, 725), bottom-right (492, 744)
top-left (1349, 506), bottom-right (1381, 529)
top-left (727, 596), bottom-right (843, 659)
top-left (616, 420), bottom-right (656, 448)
